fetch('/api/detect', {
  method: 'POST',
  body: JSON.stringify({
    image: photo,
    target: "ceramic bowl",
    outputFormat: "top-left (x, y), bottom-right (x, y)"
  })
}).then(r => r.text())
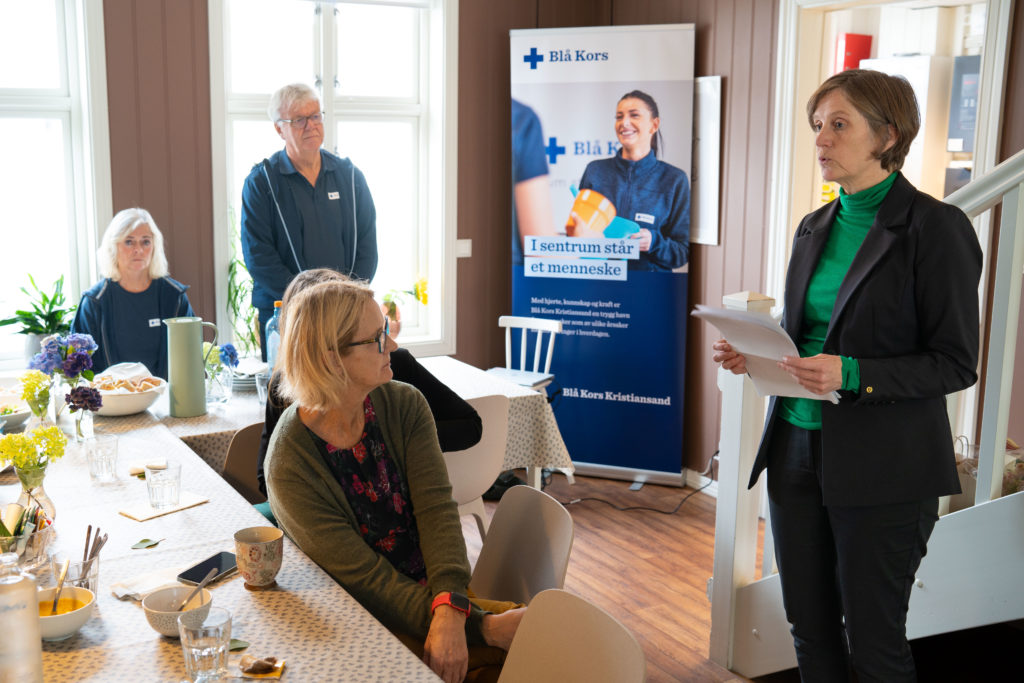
top-left (141, 585), bottom-right (212, 638)
top-left (38, 586), bottom-right (96, 641)
top-left (0, 406), bottom-right (31, 431)
top-left (94, 381), bottom-right (165, 417)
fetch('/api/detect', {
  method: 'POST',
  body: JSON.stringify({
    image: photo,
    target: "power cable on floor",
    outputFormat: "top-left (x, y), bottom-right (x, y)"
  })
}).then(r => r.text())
top-left (553, 450), bottom-right (718, 515)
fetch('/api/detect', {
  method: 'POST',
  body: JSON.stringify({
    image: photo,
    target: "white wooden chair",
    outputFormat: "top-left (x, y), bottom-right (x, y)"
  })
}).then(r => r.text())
top-left (470, 485), bottom-right (573, 605)
top-left (497, 589), bottom-right (646, 683)
top-left (441, 394), bottom-right (509, 540)
top-left (486, 315), bottom-right (562, 390)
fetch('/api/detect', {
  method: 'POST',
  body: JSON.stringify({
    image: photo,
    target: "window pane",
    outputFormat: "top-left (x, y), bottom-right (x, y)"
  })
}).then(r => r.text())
top-left (0, 118), bottom-right (73, 360)
top-left (336, 4), bottom-right (418, 99)
top-left (230, 119), bottom-right (287, 216)
top-left (227, 0), bottom-right (316, 94)
top-left (0, 0), bottom-right (62, 89)
top-left (337, 119), bottom-right (418, 317)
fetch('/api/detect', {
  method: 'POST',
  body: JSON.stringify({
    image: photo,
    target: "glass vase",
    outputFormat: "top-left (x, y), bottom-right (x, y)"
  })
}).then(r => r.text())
top-left (206, 366), bottom-right (233, 405)
top-left (73, 410), bottom-right (94, 442)
top-left (14, 464), bottom-right (56, 522)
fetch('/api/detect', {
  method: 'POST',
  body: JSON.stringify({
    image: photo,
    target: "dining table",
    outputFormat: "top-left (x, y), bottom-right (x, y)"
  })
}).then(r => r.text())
top-left (0, 422), bottom-right (441, 682)
top-left (419, 355), bottom-right (574, 488)
top-left (94, 389), bottom-right (265, 474)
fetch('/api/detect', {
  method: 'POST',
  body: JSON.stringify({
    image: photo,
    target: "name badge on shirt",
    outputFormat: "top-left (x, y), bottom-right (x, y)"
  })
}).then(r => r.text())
top-left (328, 191), bottom-right (340, 200)
top-left (149, 318), bottom-right (161, 328)
top-left (635, 212), bottom-right (655, 225)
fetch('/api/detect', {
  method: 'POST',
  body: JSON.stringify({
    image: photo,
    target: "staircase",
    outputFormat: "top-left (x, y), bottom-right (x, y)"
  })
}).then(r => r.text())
top-left (707, 147), bottom-right (1024, 678)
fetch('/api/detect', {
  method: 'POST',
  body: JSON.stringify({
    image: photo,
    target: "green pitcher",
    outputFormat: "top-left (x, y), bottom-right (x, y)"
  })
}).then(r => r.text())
top-left (163, 317), bottom-right (218, 417)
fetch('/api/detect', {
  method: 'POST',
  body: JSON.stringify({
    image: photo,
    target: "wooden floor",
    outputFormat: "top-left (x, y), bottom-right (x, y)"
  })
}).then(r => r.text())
top-left (461, 473), bottom-right (1021, 682)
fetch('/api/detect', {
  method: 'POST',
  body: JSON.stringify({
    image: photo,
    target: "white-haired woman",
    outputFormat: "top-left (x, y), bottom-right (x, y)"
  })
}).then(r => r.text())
top-left (71, 207), bottom-right (193, 379)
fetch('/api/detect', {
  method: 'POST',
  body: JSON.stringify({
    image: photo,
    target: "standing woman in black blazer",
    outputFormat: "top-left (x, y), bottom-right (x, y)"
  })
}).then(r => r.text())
top-left (713, 69), bottom-right (982, 681)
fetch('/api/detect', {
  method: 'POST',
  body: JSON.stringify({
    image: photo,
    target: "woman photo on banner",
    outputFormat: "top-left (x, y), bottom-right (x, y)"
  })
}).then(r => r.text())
top-left (569, 90), bottom-right (690, 271)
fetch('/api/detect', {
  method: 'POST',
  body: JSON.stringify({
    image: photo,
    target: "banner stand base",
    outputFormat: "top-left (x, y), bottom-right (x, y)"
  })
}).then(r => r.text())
top-left (566, 462), bottom-right (719, 498)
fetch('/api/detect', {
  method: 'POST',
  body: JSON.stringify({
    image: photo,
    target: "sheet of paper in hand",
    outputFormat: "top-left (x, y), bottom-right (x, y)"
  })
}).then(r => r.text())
top-left (692, 304), bottom-right (839, 404)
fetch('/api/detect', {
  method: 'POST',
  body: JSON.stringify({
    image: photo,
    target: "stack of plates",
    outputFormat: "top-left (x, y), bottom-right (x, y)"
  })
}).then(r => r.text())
top-left (233, 372), bottom-right (258, 391)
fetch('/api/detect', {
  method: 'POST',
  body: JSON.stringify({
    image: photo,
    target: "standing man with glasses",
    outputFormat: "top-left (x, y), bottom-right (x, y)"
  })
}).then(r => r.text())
top-left (241, 82), bottom-right (378, 359)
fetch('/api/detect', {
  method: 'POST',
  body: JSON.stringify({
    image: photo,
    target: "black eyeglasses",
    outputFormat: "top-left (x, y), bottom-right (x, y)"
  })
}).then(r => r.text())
top-left (277, 111), bottom-right (324, 129)
top-left (347, 318), bottom-right (390, 354)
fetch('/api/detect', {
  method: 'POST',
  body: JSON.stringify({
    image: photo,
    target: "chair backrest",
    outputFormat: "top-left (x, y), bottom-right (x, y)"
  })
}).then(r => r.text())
top-left (497, 589), bottom-right (646, 683)
top-left (499, 315), bottom-right (562, 374)
top-left (470, 485), bottom-right (573, 605)
top-left (223, 422), bottom-right (266, 504)
top-left (442, 395), bottom-right (510, 505)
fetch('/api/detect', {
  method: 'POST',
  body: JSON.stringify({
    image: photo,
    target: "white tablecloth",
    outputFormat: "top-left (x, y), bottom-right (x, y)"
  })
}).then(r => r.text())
top-left (419, 356), bottom-right (573, 472)
top-left (94, 390), bottom-right (265, 473)
top-left (0, 424), bottom-right (440, 682)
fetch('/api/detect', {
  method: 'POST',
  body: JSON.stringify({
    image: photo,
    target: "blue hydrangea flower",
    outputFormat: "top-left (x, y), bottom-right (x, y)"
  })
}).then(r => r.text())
top-left (62, 351), bottom-right (93, 378)
top-left (29, 351), bottom-right (62, 375)
top-left (219, 343), bottom-right (239, 368)
top-left (66, 386), bottom-right (103, 412)
top-left (64, 333), bottom-right (98, 354)
top-left (41, 336), bottom-right (62, 355)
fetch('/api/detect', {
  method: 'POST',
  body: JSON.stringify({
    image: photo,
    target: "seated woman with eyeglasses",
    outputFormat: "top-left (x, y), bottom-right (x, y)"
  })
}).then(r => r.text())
top-left (265, 279), bottom-right (524, 683)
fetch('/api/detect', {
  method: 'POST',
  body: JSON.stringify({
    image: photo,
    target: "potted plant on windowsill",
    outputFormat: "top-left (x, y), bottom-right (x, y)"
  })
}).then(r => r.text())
top-left (0, 275), bottom-right (76, 364)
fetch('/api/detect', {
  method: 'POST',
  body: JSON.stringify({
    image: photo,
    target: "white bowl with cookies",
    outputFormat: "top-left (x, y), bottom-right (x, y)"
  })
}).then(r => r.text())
top-left (93, 363), bottom-right (167, 416)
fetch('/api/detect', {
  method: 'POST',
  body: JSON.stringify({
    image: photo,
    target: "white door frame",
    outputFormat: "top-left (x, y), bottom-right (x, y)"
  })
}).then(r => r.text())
top-left (765, 0), bottom-right (1015, 442)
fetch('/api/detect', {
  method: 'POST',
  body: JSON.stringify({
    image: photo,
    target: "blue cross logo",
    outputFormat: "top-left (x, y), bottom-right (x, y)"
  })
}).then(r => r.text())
top-left (545, 137), bottom-right (566, 164)
top-left (523, 47), bottom-right (543, 70)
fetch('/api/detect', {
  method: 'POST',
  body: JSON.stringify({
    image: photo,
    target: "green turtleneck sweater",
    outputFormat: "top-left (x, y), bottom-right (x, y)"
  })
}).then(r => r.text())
top-left (779, 172), bottom-right (897, 430)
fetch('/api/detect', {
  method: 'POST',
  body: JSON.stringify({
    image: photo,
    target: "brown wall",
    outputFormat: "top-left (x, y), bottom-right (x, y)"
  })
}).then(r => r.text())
top-left (1000, 2), bottom-right (1024, 445)
top-left (101, 1), bottom-right (1024, 477)
top-left (456, 0), bottom-right (779, 474)
top-left (103, 0), bottom-right (215, 323)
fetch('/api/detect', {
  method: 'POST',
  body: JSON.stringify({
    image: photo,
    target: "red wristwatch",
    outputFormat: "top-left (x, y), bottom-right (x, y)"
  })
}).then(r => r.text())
top-left (431, 591), bottom-right (471, 617)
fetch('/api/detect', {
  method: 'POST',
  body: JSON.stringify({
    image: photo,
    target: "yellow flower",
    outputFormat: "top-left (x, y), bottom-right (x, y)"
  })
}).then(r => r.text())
top-left (0, 426), bottom-right (67, 470)
top-left (20, 370), bottom-right (51, 417)
top-left (413, 278), bottom-right (428, 305)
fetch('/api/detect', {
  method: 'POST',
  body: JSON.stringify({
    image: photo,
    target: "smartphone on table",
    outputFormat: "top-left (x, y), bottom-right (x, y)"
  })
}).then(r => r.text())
top-left (178, 551), bottom-right (238, 585)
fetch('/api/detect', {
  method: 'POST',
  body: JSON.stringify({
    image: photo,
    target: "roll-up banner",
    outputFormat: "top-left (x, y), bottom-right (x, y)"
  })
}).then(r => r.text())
top-left (510, 25), bottom-right (695, 483)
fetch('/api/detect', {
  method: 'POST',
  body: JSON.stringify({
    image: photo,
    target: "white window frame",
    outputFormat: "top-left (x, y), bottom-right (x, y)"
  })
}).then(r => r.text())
top-left (0, 0), bottom-right (111, 371)
top-left (208, 0), bottom-right (459, 358)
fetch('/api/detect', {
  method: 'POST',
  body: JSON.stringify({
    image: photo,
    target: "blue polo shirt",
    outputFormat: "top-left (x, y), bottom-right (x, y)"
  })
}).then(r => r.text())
top-left (511, 99), bottom-right (550, 265)
top-left (579, 150), bottom-right (690, 271)
top-left (241, 148), bottom-right (378, 312)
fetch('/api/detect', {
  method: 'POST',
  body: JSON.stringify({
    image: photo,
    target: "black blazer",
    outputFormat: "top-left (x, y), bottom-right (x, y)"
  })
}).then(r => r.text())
top-left (748, 173), bottom-right (982, 506)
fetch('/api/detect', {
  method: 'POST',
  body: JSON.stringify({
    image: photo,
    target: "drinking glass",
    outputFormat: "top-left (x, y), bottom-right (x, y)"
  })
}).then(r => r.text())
top-left (255, 372), bottom-right (270, 407)
top-left (178, 606), bottom-right (231, 682)
top-left (146, 460), bottom-right (182, 509)
top-left (48, 551), bottom-right (99, 593)
top-left (86, 434), bottom-right (118, 482)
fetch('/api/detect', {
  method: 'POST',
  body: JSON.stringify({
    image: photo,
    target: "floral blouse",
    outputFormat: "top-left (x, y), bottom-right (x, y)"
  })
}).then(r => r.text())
top-left (310, 397), bottom-right (427, 584)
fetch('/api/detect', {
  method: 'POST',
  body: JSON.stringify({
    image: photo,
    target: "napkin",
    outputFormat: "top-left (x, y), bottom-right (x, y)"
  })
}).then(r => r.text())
top-left (110, 566), bottom-right (185, 600)
top-left (118, 492), bottom-right (210, 522)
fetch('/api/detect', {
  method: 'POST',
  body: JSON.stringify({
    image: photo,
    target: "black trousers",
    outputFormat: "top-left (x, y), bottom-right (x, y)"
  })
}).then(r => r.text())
top-left (766, 420), bottom-right (938, 683)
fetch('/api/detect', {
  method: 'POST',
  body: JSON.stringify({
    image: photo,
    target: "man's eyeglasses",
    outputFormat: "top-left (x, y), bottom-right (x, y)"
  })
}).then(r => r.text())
top-left (347, 318), bottom-right (390, 354)
top-left (277, 111), bottom-right (325, 129)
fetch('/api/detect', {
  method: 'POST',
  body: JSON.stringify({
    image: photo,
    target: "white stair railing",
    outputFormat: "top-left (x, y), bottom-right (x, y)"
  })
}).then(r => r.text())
top-left (945, 147), bottom-right (1024, 504)
top-left (708, 147), bottom-right (1024, 676)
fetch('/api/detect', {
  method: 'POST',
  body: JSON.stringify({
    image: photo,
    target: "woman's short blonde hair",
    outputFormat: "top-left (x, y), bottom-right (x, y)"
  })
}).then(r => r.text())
top-left (278, 279), bottom-right (375, 411)
top-left (97, 208), bottom-right (169, 281)
top-left (806, 69), bottom-right (920, 173)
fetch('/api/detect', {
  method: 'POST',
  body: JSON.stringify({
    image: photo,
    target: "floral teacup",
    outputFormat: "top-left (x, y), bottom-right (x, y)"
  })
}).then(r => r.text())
top-left (234, 526), bottom-right (283, 590)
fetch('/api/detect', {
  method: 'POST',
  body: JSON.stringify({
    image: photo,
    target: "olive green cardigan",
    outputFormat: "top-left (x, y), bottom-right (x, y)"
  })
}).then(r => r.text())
top-left (265, 381), bottom-right (487, 643)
